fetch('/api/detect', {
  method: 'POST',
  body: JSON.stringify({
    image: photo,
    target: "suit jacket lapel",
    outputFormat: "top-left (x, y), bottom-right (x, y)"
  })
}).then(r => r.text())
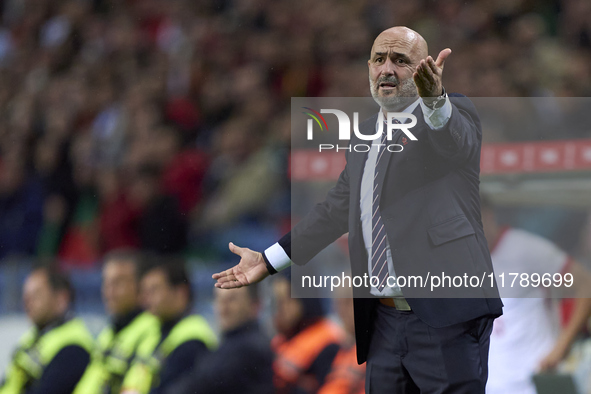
top-left (374, 104), bottom-right (425, 206)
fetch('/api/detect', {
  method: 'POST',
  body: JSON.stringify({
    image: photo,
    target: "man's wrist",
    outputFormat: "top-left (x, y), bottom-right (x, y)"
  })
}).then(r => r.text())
top-left (420, 88), bottom-right (452, 130)
top-left (422, 87), bottom-right (447, 109)
top-left (263, 243), bottom-right (292, 273)
top-left (261, 252), bottom-right (277, 275)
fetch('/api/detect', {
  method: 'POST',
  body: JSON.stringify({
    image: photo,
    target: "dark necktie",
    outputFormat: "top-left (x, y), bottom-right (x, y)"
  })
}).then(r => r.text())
top-left (371, 118), bottom-right (400, 291)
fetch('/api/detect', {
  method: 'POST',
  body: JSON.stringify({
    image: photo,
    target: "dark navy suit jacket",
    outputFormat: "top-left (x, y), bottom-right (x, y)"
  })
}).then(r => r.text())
top-left (277, 95), bottom-right (503, 364)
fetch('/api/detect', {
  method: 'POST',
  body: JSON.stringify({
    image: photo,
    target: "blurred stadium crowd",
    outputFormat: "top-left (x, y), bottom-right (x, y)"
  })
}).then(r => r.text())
top-left (0, 0), bottom-right (590, 264)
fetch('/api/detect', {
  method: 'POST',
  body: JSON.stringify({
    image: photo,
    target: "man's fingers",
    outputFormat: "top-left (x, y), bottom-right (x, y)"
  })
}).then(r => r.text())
top-left (216, 280), bottom-right (243, 289)
top-left (212, 264), bottom-right (249, 289)
top-left (413, 72), bottom-right (426, 90)
top-left (435, 48), bottom-right (452, 69)
top-left (414, 65), bottom-right (432, 88)
top-left (212, 267), bottom-right (233, 279)
top-left (212, 268), bottom-right (235, 280)
top-left (427, 57), bottom-right (439, 75)
top-left (214, 270), bottom-right (245, 289)
top-left (228, 242), bottom-right (243, 257)
top-left (419, 60), bottom-right (435, 84)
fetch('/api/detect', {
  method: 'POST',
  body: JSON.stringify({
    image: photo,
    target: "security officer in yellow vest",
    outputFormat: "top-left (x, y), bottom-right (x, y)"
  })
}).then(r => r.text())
top-left (0, 266), bottom-right (93, 394)
top-left (74, 250), bottom-right (159, 394)
top-left (121, 257), bottom-right (216, 394)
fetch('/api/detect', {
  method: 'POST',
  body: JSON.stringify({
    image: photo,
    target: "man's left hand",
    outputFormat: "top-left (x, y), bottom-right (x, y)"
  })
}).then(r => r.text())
top-left (413, 48), bottom-right (452, 97)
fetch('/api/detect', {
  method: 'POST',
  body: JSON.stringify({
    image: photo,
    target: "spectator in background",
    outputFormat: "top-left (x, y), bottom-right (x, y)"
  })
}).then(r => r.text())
top-left (129, 164), bottom-right (187, 255)
top-left (55, 132), bottom-right (101, 266)
top-left (0, 152), bottom-right (44, 260)
top-left (167, 285), bottom-right (274, 394)
top-left (0, 266), bottom-right (93, 394)
top-left (2, 0), bottom-right (591, 265)
top-left (33, 131), bottom-right (77, 260)
top-left (99, 147), bottom-right (188, 256)
top-left (271, 273), bottom-right (343, 394)
top-left (156, 126), bottom-right (210, 215)
top-left (482, 196), bottom-right (591, 394)
top-left (197, 117), bottom-right (281, 232)
top-left (318, 289), bottom-right (365, 394)
top-left (121, 258), bottom-right (216, 394)
top-left (98, 168), bottom-right (141, 254)
top-left (74, 250), bottom-right (158, 394)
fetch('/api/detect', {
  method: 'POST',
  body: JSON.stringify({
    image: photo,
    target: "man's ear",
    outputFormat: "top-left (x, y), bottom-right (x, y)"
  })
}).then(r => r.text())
top-left (177, 284), bottom-right (191, 306)
top-left (55, 290), bottom-right (70, 315)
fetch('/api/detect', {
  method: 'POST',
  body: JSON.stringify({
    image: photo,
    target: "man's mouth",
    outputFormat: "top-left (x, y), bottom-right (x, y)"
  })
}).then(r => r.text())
top-left (379, 82), bottom-right (397, 90)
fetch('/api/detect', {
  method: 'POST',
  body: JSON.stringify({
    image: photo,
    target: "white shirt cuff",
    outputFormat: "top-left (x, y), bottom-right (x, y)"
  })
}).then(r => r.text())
top-left (420, 95), bottom-right (452, 130)
top-left (264, 243), bottom-right (292, 272)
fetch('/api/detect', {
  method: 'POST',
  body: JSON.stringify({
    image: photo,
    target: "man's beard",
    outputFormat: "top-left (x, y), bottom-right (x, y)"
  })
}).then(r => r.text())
top-left (369, 75), bottom-right (418, 111)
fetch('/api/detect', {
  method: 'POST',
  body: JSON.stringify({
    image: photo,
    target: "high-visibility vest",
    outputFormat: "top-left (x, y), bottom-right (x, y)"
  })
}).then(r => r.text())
top-left (317, 345), bottom-right (366, 394)
top-left (74, 312), bottom-right (159, 394)
top-left (120, 315), bottom-right (217, 394)
top-left (272, 318), bottom-right (344, 393)
top-left (0, 318), bottom-right (94, 394)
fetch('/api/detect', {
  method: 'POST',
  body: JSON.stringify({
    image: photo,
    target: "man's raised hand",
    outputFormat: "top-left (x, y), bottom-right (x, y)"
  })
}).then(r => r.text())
top-left (212, 242), bottom-right (270, 289)
top-left (413, 48), bottom-right (451, 97)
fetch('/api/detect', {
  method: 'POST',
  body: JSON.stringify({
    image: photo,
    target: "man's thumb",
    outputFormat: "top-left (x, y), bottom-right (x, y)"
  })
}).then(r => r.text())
top-left (229, 242), bottom-right (243, 256)
top-left (436, 48), bottom-right (452, 69)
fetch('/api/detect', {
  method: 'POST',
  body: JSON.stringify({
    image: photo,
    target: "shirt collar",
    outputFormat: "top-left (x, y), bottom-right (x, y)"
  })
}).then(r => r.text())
top-left (375, 97), bottom-right (421, 130)
top-left (396, 97), bottom-right (421, 116)
top-left (36, 312), bottom-right (71, 335)
top-left (112, 308), bottom-right (143, 334)
top-left (381, 97), bottom-right (421, 116)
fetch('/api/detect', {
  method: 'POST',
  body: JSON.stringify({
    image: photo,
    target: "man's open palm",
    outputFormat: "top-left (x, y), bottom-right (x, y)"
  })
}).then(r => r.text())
top-left (212, 242), bottom-right (270, 288)
top-left (413, 48), bottom-right (451, 97)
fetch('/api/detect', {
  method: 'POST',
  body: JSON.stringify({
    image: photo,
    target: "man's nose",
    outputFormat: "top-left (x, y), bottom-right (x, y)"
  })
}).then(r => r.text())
top-left (381, 58), bottom-right (396, 76)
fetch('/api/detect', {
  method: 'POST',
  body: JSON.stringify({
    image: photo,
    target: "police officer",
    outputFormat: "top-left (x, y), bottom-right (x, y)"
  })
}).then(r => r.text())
top-left (0, 267), bottom-right (93, 394)
top-left (121, 258), bottom-right (216, 394)
top-left (75, 250), bottom-right (158, 394)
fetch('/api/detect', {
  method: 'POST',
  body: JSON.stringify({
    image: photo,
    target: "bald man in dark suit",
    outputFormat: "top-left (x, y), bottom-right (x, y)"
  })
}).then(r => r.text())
top-left (214, 26), bottom-right (503, 393)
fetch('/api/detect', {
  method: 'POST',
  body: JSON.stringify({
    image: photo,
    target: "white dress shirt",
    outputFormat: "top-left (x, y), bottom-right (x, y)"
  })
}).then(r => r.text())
top-left (265, 96), bottom-right (453, 297)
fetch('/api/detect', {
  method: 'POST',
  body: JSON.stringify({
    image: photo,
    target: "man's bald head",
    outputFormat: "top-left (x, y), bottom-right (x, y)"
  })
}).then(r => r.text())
top-left (370, 27), bottom-right (428, 61)
top-left (368, 26), bottom-right (428, 111)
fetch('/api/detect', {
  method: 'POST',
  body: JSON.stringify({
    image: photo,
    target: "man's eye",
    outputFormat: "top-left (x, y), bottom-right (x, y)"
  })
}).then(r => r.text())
top-left (396, 58), bottom-right (405, 64)
top-left (375, 58), bottom-right (383, 63)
